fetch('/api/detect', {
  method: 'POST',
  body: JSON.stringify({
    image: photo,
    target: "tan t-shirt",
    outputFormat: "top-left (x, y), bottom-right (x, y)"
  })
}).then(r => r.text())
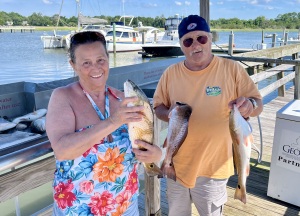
top-left (153, 56), bottom-right (262, 188)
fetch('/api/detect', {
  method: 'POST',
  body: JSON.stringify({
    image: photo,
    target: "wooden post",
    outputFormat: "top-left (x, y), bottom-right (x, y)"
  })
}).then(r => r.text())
top-left (277, 71), bottom-right (285, 97)
top-left (113, 23), bottom-right (116, 54)
top-left (272, 33), bottom-right (276, 47)
top-left (142, 32), bottom-right (145, 44)
top-left (200, 0), bottom-right (210, 24)
top-left (228, 31), bottom-right (234, 56)
top-left (145, 116), bottom-right (161, 216)
top-left (284, 32), bottom-right (288, 46)
top-left (262, 29), bottom-right (264, 44)
top-left (295, 65), bottom-right (300, 99)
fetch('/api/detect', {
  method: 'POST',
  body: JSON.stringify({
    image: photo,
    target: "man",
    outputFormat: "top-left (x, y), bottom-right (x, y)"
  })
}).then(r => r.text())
top-left (153, 15), bottom-right (263, 216)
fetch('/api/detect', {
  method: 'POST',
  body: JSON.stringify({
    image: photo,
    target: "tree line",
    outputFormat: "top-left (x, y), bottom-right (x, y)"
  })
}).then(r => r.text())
top-left (1, 11), bottom-right (300, 29)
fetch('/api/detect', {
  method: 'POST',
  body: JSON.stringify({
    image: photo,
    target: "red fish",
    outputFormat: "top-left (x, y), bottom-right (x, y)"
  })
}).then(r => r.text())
top-left (229, 104), bottom-right (253, 204)
top-left (161, 102), bottom-right (192, 181)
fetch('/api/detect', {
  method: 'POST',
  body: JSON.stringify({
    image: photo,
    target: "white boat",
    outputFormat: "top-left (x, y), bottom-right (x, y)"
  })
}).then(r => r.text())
top-left (278, 36), bottom-right (300, 44)
top-left (41, 0), bottom-right (66, 49)
top-left (64, 20), bottom-right (109, 49)
top-left (264, 33), bottom-right (277, 38)
top-left (137, 21), bottom-right (165, 43)
top-left (141, 15), bottom-right (183, 57)
top-left (105, 15), bottom-right (155, 53)
top-left (41, 30), bottom-right (67, 49)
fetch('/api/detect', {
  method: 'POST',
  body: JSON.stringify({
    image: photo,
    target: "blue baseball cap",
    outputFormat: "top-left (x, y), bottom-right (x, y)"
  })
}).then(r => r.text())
top-left (178, 15), bottom-right (210, 39)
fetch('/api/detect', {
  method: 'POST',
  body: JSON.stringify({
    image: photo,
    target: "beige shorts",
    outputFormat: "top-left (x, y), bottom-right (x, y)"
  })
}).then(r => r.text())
top-left (166, 177), bottom-right (228, 216)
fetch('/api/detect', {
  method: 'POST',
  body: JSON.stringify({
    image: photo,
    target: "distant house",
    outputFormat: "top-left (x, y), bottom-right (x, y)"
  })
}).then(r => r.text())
top-left (6, 21), bottom-right (13, 26)
top-left (22, 21), bottom-right (28, 26)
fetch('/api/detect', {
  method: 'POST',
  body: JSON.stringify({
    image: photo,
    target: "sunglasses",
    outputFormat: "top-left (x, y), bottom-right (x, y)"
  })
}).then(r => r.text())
top-left (182, 35), bottom-right (208, 48)
top-left (70, 31), bottom-right (106, 46)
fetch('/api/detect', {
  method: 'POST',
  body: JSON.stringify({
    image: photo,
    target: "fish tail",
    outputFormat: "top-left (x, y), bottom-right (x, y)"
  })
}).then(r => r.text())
top-left (234, 184), bottom-right (247, 204)
top-left (161, 160), bottom-right (176, 181)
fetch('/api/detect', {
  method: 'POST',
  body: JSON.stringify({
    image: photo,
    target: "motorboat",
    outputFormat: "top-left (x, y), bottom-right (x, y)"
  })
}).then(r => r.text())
top-left (137, 22), bottom-right (165, 43)
top-left (141, 15), bottom-right (183, 57)
top-left (105, 15), bottom-right (155, 53)
top-left (278, 36), bottom-right (300, 44)
top-left (264, 33), bottom-right (277, 38)
top-left (64, 22), bottom-right (108, 49)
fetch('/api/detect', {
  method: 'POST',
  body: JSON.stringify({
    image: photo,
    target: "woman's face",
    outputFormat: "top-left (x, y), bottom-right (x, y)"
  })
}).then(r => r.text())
top-left (70, 41), bottom-right (109, 88)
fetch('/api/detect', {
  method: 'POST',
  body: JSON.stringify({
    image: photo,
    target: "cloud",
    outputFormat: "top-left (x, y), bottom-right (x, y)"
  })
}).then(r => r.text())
top-left (142, 3), bottom-right (158, 8)
top-left (175, 1), bottom-right (182, 6)
top-left (42, 0), bottom-right (53, 4)
top-left (217, 1), bottom-right (224, 5)
top-left (249, 0), bottom-right (258, 4)
top-left (185, 1), bottom-right (191, 6)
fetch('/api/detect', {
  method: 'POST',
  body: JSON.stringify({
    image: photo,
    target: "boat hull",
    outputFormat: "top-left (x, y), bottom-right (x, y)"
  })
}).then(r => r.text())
top-left (41, 35), bottom-right (66, 49)
top-left (106, 41), bottom-right (143, 52)
top-left (141, 44), bottom-right (183, 57)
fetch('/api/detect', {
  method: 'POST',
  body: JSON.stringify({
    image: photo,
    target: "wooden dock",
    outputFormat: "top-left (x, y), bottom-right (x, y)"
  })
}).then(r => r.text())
top-left (0, 26), bottom-right (35, 33)
top-left (137, 87), bottom-right (300, 216)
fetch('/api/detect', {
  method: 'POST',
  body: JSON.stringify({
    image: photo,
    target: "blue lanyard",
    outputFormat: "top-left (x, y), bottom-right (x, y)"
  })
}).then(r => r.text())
top-left (82, 86), bottom-right (109, 120)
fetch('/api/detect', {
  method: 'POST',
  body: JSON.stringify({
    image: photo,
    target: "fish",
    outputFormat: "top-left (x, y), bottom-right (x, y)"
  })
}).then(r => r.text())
top-left (12, 109), bottom-right (47, 124)
top-left (124, 79), bottom-right (163, 177)
top-left (229, 104), bottom-right (253, 204)
top-left (160, 102), bottom-right (192, 181)
top-left (0, 118), bottom-right (17, 132)
top-left (31, 116), bottom-right (46, 133)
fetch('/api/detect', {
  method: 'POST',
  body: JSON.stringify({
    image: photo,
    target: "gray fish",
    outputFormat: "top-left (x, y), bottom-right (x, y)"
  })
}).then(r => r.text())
top-left (31, 116), bottom-right (46, 133)
top-left (124, 79), bottom-right (163, 177)
top-left (0, 118), bottom-right (17, 132)
top-left (12, 109), bottom-right (47, 124)
top-left (161, 102), bottom-right (192, 181)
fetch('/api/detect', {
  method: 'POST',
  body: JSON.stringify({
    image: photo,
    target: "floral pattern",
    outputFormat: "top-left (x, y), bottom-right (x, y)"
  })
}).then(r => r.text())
top-left (53, 124), bottom-right (139, 215)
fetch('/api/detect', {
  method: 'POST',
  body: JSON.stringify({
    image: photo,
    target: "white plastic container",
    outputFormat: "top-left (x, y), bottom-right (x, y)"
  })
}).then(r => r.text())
top-left (267, 100), bottom-right (300, 207)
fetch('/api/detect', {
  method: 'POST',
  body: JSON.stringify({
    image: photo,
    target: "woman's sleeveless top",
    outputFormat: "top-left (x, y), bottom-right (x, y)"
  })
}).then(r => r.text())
top-left (52, 86), bottom-right (139, 216)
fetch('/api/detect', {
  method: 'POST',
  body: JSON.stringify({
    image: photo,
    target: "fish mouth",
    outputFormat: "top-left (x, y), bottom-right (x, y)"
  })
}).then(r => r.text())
top-left (176, 101), bottom-right (187, 106)
top-left (91, 73), bottom-right (104, 78)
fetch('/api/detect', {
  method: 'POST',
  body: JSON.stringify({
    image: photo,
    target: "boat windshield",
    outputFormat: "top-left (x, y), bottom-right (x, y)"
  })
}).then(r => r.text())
top-left (106, 31), bottom-right (123, 37)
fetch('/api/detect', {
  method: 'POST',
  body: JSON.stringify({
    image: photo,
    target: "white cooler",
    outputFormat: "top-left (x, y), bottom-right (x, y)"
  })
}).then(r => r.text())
top-left (267, 99), bottom-right (300, 207)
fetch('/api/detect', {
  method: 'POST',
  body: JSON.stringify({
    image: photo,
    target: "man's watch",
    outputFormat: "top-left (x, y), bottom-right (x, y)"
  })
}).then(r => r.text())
top-left (248, 98), bottom-right (258, 110)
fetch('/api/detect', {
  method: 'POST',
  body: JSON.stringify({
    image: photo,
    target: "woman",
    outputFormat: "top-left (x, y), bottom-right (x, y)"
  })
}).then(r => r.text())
top-left (46, 31), bottom-right (162, 216)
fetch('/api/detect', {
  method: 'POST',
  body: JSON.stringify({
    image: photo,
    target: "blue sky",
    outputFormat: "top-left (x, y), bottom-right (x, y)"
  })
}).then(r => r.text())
top-left (1, 0), bottom-right (300, 20)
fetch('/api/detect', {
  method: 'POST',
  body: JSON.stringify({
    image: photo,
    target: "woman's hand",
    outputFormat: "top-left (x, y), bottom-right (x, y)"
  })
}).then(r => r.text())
top-left (109, 97), bottom-right (144, 126)
top-left (132, 140), bottom-right (162, 163)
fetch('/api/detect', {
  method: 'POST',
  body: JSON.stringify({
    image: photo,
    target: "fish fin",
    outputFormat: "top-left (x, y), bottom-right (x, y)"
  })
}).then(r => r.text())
top-left (163, 138), bottom-right (168, 148)
top-left (144, 163), bottom-right (163, 178)
top-left (161, 160), bottom-right (176, 181)
top-left (234, 184), bottom-right (247, 204)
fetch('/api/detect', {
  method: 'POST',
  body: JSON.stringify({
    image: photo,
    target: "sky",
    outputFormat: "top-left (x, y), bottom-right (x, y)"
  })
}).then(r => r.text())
top-left (1, 0), bottom-right (300, 20)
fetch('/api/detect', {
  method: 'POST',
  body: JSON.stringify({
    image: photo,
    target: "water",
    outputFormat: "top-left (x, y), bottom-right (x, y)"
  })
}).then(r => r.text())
top-left (0, 30), bottom-right (153, 85)
top-left (0, 30), bottom-right (296, 100)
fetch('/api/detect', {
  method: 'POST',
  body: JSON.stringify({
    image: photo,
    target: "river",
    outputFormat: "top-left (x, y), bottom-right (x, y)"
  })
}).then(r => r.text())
top-left (1, 29), bottom-right (298, 85)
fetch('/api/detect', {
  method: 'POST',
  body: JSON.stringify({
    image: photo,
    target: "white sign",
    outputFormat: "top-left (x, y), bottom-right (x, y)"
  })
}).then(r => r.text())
top-left (276, 129), bottom-right (300, 173)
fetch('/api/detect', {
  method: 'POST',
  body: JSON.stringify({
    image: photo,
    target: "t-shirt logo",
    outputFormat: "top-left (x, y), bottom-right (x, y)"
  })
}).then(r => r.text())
top-left (206, 86), bottom-right (221, 96)
top-left (187, 23), bottom-right (197, 30)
